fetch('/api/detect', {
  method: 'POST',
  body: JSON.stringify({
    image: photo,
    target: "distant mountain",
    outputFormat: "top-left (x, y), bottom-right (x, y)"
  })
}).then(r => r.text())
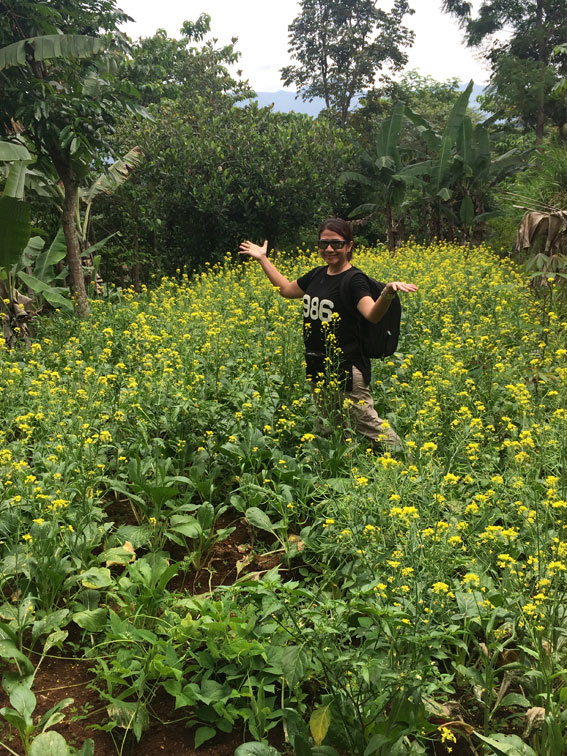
top-left (249, 83), bottom-right (486, 117)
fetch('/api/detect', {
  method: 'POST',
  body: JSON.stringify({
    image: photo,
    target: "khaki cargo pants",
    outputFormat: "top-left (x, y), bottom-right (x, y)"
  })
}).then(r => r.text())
top-left (313, 366), bottom-right (401, 449)
top-left (345, 366), bottom-right (401, 448)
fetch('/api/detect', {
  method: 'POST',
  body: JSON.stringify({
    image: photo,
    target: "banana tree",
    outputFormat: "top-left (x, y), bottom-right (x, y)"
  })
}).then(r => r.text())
top-left (406, 82), bottom-right (529, 240)
top-left (341, 102), bottom-right (429, 248)
top-left (0, 17), bottom-right (143, 318)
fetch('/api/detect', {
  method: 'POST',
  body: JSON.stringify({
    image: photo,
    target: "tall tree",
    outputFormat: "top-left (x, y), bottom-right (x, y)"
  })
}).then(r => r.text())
top-left (0, 0), bottom-right (139, 317)
top-left (281, 0), bottom-right (414, 128)
top-left (442, 0), bottom-right (567, 143)
top-left (124, 16), bottom-right (253, 109)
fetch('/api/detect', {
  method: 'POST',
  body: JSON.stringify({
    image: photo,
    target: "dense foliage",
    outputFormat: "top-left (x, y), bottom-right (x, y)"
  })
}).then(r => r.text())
top-left (1, 242), bottom-right (566, 754)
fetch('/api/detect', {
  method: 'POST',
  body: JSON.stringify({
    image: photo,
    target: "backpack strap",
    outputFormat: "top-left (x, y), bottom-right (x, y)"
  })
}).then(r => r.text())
top-left (338, 266), bottom-right (365, 316)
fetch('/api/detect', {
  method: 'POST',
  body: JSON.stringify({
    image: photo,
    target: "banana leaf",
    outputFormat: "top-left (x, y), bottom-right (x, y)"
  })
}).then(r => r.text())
top-left (82, 147), bottom-right (144, 205)
top-left (432, 80), bottom-right (473, 194)
top-left (0, 35), bottom-right (104, 70)
top-left (2, 160), bottom-right (29, 199)
top-left (33, 228), bottom-right (67, 282)
top-left (375, 101), bottom-right (404, 162)
top-left (0, 141), bottom-right (31, 162)
top-left (0, 196), bottom-right (31, 270)
top-left (17, 271), bottom-right (73, 311)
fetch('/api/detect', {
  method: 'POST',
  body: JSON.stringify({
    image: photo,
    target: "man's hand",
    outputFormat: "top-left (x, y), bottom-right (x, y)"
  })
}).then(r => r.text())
top-left (239, 240), bottom-right (268, 260)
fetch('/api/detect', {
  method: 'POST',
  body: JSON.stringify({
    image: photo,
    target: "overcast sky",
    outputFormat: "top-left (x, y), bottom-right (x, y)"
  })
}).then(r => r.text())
top-left (117, 0), bottom-right (489, 92)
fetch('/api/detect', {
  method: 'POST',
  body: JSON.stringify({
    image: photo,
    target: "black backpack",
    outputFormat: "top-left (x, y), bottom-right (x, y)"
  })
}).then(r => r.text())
top-left (338, 267), bottom-right (401, 359)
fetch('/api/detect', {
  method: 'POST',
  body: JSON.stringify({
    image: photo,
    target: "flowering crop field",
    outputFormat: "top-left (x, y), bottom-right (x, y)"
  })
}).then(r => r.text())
top-left (1, 242), bottom-right (566, 756)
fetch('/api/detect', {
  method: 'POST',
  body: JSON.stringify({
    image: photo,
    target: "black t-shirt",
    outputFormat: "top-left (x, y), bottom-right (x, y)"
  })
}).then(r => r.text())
top-left (296, 265), bottom-right (373, 386)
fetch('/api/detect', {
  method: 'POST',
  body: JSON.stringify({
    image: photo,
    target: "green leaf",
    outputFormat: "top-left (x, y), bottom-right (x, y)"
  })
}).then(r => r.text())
top-left (310, 705), bottom-right (331, 747)
top-left (433, 79), bottom-right (473, 192)
top-left (10, 684), bottom-right (36, 721)
top-left (29, 731), bottom-right (70, 756)
top-left (246, 507), bottom-right (276, 534)
top-left (43, 629), bottom-right (68, 654)
top-left (0, 640), bottom-right (34, 675)
top-left (459, 196), bottom-right (475, 228)
top-left (473, 732), bottom-right (537, 756)
top-left (72, 609), bottom-right (107, 632)
top-left (80, 567), bottom-right (112, 589)
top-left (497, 693), bottom-right (532, 709)
top-left (0, 141), bottom-right (31, 161)
top-left (197, 502), bottom-right (215, 530)
top-left (107, 702), bottom-right (149, 740)
top-left (234, 744), bottom-right (281, 756)
top-left (32, 228), bottom-right (67, 281)
top-left (169, 516), bottom-right (201, 538)
top-left (17, 271), bottom-right (73, 311)
top-left (0, 35), bottom-right (105, 71)
top-left (0, 196), bottom-right (31, 269)
top-left (281, 646), bottom-right (306, 688)
top-left (194, 726), bottom-right (216, 749)
top-left (2, 160), bottom-right (29, 199)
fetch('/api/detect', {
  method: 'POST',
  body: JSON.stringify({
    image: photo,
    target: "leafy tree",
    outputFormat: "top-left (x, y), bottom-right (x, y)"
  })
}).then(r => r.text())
top-left (99, 102), bottom-right (353, 280)
top-left (442, 0), bottom-right (567, 143)
top-left (124, 16), bottom-right (253, 109)
top-left (0, 0), bottom-right (141, 317)
top-left (281, 0), bottom-right (414, 127)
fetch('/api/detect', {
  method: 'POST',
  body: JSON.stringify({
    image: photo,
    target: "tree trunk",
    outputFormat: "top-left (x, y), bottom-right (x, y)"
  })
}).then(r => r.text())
top-left (535, 0), bottom-right (545, 145)
top-left (48, 144), bottom-right (90, 317)
top-left (386, 203), bottom-right (395, 250)
top-left (61, 178), bottom-right (90, 318)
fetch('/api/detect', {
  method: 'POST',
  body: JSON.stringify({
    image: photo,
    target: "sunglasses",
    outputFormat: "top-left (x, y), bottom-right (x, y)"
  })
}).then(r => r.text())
top-left (317, 239), bottom-right (347, 251)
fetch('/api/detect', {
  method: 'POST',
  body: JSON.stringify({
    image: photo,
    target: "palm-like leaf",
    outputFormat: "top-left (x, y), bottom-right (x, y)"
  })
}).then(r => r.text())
top-left (82, 147), bottom-right (144, 205)
top-left (0, 35), bottom-right (105, 71)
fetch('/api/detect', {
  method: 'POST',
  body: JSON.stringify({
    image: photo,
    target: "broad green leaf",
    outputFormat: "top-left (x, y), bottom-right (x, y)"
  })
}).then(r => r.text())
top-left (281, 646), bottom-right (306, 688)
top-left (2, 160), bottom-right (29, 198)
top-left (33, 228), bottom-right (67, 281)
top-left (0, 640), bottom-right (34, 675)
top-left (72, 609), bottom-right (107, 632)
top-left (497, 693), bottom-right (531, 709)
top-left (10, 684), bottom-right (36, 721)
top-left (433, 79), bottom-right (473, 192)
top-left (246, 507), bottom-right (276, 533)
top-left (29, 731), bottom-right (69, 756)
top-left (194, 726), bottom-right (216, 749)
top-left (197, 502), bottom-right (215, 530)
top-left (80, 567), bottom-right (112, 589)
top-left (43, 629), bottom-right (68, 654)
top-left (17, 271), bottom-right (73, 311)
top-left (169, 516), bottom-right (201, 538)
top-left (82, 146), bottom-right (144, 204)
top-left (0, 141), bottom-right (31, 161)
top-left (0, 196), bottom-right (30, 269)
top-left (310, 705), bottom-right (331, 747)
top-left (234, 744), bottom-right (281, 756)
top-left (0, 35), bottom-right (105, 71)
top-left (474, 732), bottom-right (537, 756)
